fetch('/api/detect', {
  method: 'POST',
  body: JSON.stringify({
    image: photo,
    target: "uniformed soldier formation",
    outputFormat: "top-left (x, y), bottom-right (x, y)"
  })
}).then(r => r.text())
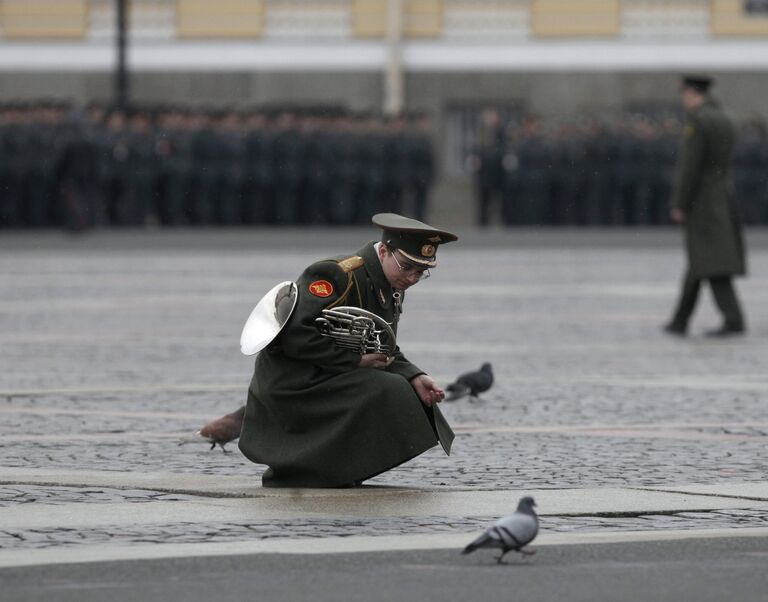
top-left (0, 103), bottom-right (435, 230)
top-left (467, 106), bottom-right (768, 227)
top-left (2, 98), bottom-right (767, 230)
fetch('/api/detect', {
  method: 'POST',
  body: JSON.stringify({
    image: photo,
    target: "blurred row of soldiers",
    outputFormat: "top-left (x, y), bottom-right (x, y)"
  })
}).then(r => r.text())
top-left (0, 102), bottom-right (435, 230)
top-left (468, 108), bottom-right (768, 226)
top-left (3, 101), bottom-right (768, 230)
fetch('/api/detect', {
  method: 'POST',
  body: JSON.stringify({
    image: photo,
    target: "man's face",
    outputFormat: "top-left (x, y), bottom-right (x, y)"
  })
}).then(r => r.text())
top-left (682, 88), bottom-right (704, 111)
top-left (378, 245), bottom-right (431, 291)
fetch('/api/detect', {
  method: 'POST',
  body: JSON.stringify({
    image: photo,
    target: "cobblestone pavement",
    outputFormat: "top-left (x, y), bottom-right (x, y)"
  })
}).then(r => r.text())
top-left (2, 229), bottom-right (768, 549)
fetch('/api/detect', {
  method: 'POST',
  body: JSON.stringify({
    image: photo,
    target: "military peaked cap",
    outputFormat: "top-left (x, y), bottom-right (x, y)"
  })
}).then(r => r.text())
top-left (682, 74), bottom-right (713, 93)
top-left (372, 213), bottom-right (458, 267)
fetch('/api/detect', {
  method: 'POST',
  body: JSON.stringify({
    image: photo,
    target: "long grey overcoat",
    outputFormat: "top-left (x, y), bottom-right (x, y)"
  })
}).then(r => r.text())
top-left (671, 98), bottom-right (746, 278)
top-left (238, 241), bottom-right (453, 487)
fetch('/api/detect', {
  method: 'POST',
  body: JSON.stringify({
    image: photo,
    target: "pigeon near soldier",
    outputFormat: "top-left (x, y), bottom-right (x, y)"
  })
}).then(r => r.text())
top-left (445, 362), bottom-right (493, 401)
top-left (192, 407), bottom-right (245, 453)
top-left (462, 496), bottom-right (539, 564)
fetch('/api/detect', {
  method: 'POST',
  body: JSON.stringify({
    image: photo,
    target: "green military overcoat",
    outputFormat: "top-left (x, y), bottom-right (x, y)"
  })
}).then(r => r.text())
top-left (671, 98), bottom-right (746, 278)
top-left (238, 241), bottom-right (454, 487)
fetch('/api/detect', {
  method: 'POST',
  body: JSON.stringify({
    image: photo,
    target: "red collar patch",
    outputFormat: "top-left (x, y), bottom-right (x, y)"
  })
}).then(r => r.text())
top-left (308, 280), bottom-right (334, 298)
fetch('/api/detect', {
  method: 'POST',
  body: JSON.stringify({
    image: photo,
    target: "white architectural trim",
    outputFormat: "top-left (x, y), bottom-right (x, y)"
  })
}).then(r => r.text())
top-left (0, 42), bottom-right (115, 71)
top-left (1, 39), bottom-right (768, 72)
top-left (404, 40), bottom-right (768, 71)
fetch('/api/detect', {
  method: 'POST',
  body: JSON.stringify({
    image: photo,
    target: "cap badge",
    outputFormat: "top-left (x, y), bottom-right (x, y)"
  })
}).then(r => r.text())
top-left (428, 236), bottom-right (442, 243)
top-left (308, 280), bottom-right (334, 298)
top-left (421, 244), bottom-right (436, 257)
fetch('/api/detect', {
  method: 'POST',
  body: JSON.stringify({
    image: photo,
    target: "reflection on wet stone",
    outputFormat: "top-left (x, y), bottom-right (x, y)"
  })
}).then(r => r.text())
top-left (2, 510), bottom-right (768, 550)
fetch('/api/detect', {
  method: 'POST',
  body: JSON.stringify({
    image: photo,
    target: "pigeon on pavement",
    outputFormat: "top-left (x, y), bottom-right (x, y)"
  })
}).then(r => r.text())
top-left (195, 406), bottom-right (245, 452)
top-left (462, 496), bottom-right (539, 563)
top-left (445, 362), bottom-right (493, 401)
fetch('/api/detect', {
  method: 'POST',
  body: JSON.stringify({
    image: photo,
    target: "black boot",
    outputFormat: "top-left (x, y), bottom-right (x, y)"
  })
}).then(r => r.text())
top-left (704, 324), bottom-right (745, 338)
top-left (662, 322), bottom-right (687, 337)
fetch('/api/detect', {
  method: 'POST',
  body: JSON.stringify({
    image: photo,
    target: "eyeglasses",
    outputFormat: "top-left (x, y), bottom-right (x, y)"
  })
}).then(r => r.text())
top-left (391, 251), bottom-right (431, 281)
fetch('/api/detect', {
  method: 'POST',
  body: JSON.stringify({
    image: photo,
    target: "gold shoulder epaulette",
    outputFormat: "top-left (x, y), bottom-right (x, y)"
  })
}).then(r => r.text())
top-left (337, 255), bottom-right (364, 273)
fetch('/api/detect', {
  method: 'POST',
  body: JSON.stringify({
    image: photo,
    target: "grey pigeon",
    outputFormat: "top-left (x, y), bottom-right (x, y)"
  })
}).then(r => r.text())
top-left (445, 362), bottom-right (493, 401)
top-left (462, 496), bottom-right (539, 563)
top-left (193, 406), bottom-right (245, 453)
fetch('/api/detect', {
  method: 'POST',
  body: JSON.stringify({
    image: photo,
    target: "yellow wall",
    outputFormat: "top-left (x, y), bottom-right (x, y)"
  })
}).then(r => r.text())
top-left (2, 1), bottom-right (767, 42)
top-left (532, 0), bottom-right (621, 37)
top-left (405, 0), bottom-right (442, 37)
top-left (711, 0), bottom-right (768, 36)
top-left (0, 0), bottom-right (88, 39)
top-left (352, 0), bottom-right (443, 38)
top-left (176, 0), bottom-right (265, 38)
top-left (351, 0), bottom-right (386, 37)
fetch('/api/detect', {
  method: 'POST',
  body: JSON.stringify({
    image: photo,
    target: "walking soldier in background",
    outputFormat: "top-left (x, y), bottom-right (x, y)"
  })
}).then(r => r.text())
top-left (664, 75), bottom-right (747, 337)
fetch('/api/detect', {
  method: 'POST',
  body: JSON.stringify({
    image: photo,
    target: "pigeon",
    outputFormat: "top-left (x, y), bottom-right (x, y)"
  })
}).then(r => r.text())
top-left (190, 406), bottom-right (245, 453)
top-left (462, 496), bottom-right (539, 564)
top-left (445, 362), bottom-right (493, 401)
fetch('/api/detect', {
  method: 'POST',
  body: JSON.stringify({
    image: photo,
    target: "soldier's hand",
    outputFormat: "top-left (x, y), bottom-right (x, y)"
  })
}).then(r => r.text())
top-left (359, 353), bottom-right (393, 370)
top-left (410, 374), bottom-right (445, 407)
top-left (670, 208), bottom-right (686, 224)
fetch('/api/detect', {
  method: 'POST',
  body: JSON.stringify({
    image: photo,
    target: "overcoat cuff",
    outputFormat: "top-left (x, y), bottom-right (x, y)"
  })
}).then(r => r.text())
top-left (388, 361), bottom-right (424, 382)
